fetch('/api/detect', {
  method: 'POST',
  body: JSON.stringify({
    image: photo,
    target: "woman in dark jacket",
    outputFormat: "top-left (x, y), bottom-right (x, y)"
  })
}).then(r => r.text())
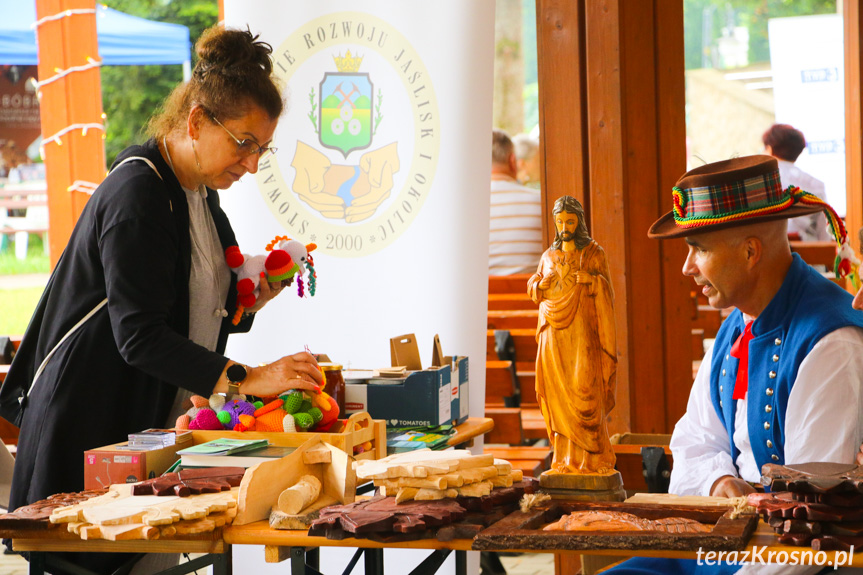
top-left (1, 26), bottom-right (321, 574)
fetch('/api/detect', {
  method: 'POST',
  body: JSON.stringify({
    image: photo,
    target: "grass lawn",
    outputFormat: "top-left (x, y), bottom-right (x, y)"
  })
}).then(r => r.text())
top-left (0, 234), bottom-right (49, 336)
top-left (0, 234), bottom-right (50, 275)
top-left (0, 287), bottom-right (42, 336)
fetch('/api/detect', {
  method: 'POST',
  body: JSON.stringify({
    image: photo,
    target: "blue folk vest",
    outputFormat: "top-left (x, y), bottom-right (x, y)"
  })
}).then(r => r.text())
top-left (709, 253), bottom-right (863, 472)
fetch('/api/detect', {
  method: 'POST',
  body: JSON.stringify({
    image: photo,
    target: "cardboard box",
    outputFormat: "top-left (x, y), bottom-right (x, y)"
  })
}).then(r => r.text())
top-left (84, 441), bottom-right (184, 490)
top-left (345, 334), bottom-right (469, 427)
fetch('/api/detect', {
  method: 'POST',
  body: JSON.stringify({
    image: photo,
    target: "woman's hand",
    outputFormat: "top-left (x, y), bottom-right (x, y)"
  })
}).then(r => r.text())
top-left (216, 352), bottom-right (323, 398)
top-left (245, 272), bottom-right (293, 314)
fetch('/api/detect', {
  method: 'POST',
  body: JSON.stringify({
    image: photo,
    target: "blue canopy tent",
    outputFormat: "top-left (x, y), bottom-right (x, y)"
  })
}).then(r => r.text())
top-left (0, 1), bottom-right (191, 76)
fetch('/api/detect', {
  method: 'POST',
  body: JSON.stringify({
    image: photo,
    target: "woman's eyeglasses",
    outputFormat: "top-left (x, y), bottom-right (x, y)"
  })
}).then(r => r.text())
top-left (211, 115), bottom-right (277, 159)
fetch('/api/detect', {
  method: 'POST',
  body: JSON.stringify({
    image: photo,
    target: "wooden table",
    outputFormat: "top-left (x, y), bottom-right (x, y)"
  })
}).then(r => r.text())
top-left (4, 520), bottom-right (863, 575)
top-left (447, 417), bottom-right (493, 448)
top-left (0, 418), bottom-right (494, 575)
top-left (225, 521), bottom-right (472, 575)
top-left (0, 526), bottom-right (229, 575)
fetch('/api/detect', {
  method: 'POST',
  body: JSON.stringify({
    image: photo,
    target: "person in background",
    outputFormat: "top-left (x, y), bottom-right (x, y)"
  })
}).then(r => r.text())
top-left (1, 26), bottom-right (323, 575)
top-left (489, 129), bottom-right (543, 275)
top-left (512, 133), bottom-right (541, 188)
top-left (763, 123), bottom-right (831, 242)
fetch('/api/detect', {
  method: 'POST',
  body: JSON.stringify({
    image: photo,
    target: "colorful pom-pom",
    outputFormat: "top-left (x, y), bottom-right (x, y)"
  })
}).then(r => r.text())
top-left (190, 408), bottom-right (224, 430)
top-left (209, 394), bottom-right (226, 411)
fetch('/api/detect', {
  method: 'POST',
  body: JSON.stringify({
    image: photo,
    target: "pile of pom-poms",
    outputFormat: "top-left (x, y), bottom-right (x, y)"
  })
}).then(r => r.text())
top-left (175, 390), bottom-right (340, 433)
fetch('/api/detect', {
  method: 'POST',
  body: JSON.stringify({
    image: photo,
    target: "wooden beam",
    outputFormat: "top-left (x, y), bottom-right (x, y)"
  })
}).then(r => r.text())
top-left (35, 0), bottom-right (105, 268)
top-left (845, 0), bottom-right (863, 268)
top-left (536, 0), bottom-right (589, 246)
top-left (536, 0), bottom-right (689, 435)
top-left (654, 0), bottom-right (691, 432)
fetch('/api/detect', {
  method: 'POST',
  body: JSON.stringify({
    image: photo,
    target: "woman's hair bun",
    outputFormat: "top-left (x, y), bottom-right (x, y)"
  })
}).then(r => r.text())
top-left (195, 26), bottom-right (273, 78)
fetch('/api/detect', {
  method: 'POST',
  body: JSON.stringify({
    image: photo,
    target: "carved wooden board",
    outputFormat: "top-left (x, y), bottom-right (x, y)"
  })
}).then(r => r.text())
top-left (761, 462), bottom-right (863, 494)
top-left (0, 489), bottom-right (107, 530)
top-left (48, 483), bottom-right (238, 540)
top-left (750, 490), bottom-right (863, 551)
top-left (308, 480), bottom-right (538, 542)
top-left (131, 467), bottom-right (245, 496)
top-left (473, 500), bottom-right (758, 552)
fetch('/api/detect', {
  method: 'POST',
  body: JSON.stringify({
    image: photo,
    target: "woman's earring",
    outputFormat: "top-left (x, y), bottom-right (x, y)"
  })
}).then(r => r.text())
top-left (192, 139), bottom-right (202, 170)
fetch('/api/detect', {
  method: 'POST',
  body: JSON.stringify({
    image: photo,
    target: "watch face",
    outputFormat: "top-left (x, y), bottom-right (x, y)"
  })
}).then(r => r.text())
top-left (226, 364), bottom-right (247, 384)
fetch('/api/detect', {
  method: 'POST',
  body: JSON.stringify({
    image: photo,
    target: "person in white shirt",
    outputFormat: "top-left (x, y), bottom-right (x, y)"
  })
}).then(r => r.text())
top-left (762, 123), bottom-right (830, 242)
top-left (512, 133), bottom-right (541, 189)
top-left (606, 155), bottom-right (863, 575)
top-left (489, 129), bottom-right (543, 275)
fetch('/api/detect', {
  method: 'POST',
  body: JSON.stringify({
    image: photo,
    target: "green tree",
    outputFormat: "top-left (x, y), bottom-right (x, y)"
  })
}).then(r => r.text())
top-left (99, 0), bottom-right (218, 165)
top-left (684, 0), bottom-right (836, 71)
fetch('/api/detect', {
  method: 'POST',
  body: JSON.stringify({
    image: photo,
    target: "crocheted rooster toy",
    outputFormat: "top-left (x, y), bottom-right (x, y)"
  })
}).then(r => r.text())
top-left (225, 236), bottom-right (318, 325)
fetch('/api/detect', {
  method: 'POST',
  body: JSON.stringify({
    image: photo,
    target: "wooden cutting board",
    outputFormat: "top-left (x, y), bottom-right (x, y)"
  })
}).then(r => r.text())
top-left (51, 483), bottom-right (238, 536)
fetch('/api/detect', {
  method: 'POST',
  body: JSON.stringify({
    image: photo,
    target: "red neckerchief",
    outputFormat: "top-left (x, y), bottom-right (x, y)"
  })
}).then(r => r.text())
top-left (729, 321), bottom-right (754, 400)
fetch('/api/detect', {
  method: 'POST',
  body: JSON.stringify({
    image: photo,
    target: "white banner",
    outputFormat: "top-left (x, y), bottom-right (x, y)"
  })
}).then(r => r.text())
top-left (223, 4), bottom-right (494, 573)
top-left (222, 0), bottom-right (493, 376)
top-left (768, 14), bottom-right (845, 215)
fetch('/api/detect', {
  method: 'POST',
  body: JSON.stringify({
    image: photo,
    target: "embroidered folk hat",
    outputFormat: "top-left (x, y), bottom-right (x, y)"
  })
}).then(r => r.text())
top-left (648, 155), bottom-right (841, 240)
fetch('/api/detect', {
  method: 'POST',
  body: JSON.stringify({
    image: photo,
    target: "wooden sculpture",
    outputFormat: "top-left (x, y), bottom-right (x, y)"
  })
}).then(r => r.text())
top-left (527, 196), bottom-right (621, 496)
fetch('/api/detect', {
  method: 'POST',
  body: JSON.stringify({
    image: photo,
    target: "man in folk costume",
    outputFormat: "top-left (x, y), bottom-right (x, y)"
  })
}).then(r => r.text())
top-left (607, 156), bottom-right (863, 574)
top-left (528, 195), bottom-right (617, 474)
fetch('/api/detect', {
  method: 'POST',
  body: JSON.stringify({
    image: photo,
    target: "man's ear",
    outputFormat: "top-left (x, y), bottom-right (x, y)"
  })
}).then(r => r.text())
top-left (508, 153), bottom-right (518, 178)
top-left (743, 236), bottom-right (763, 269)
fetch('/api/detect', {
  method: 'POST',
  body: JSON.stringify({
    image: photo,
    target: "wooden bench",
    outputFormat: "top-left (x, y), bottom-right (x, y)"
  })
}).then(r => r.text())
top-left (0, 183), bottom-right (48, 259)
top-left (691, 328), bottom-right (705, 359)
top-left (488, 274), bottom-right (532, 294)
top-left (484, 445), bottom-right (552, 478)
top-left (485, 360), bottom-right (518, 407)
top-left (520, 408), bottom-right (547, 441)
top-left (484, 407), bottom-right (525, 445)
top-left (790, 240), bottom-right (836, 269)
top-left (487, 293), bottom-right (538, 311)
top-left (486, 329), bottom-right (537, 364)
top-left (611, 433), bottom-right (673, 494)
top-left (693, 305), bottom-right (722, 338)
top-left (487, 309), bottom-right (538, 330)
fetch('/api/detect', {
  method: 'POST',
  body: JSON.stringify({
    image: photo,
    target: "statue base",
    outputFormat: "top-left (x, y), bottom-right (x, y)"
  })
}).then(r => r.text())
top-left (539, 469), bottom-right (625, 501)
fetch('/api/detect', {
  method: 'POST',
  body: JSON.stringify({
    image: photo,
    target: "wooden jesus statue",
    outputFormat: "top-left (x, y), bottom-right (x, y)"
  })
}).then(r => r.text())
top-left (527, 196), bottom-right (618, 481)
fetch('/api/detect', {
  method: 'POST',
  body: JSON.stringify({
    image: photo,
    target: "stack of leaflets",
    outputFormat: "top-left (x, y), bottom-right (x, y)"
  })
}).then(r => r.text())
top-left (386, 425), bottom-right (455, 453)
top-left (177, 437), bottom-right (269, 456)
top-left (176, 438), bottom-right (292, 468)
top-left (126, 429), bottom-right (177, 450)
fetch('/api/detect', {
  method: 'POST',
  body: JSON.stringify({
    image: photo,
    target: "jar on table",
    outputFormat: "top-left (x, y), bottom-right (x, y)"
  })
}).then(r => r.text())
top-left (319, 362), bottom-right (345, 415)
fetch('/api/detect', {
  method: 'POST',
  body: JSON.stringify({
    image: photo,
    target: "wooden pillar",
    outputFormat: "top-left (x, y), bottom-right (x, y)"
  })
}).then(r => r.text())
top-left (536, 0), bottom-right (690, 435)
top-left (845, 0), bottom-right (863, 258)
top-left (535, 0), bottom-right (589, 245)
top-left (35, 0), bottom-right (105, 268)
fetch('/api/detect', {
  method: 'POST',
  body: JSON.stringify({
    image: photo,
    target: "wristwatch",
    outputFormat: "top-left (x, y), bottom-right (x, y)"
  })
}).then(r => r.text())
top-left (226, 363), bottom-right (248, 397)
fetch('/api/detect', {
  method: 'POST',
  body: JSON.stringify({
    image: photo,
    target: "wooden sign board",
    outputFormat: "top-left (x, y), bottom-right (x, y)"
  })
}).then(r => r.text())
top-left (473, 500), bottom-right (758, 552)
